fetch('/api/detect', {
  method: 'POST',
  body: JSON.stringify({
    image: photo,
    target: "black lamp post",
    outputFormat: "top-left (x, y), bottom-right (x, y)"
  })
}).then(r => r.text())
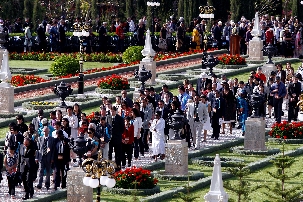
top-left (204, 53), bottom-right (219, 76)
top-left (201, 50), bottom-right (208, 69)
top-left (73, 21), bottom-right (90, 95)
top-left (147, 1), bottom-right (160, 47)
top-left (169, 109), bottom-right (185, 140)
top-left (53, 81), bottom-right (73, 107)
top-left (263, 43), bottom-right (277, 64)
top-left (134, 65), bottom-right (152, 90)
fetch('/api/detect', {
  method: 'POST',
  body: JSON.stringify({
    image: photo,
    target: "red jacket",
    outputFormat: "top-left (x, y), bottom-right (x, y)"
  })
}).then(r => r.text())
top-left (255, 73), bottom-right (266, 82)
top-left (122, 124), bottom-right (134, 144)
top-left (116, 25), bottom-right (125, 40)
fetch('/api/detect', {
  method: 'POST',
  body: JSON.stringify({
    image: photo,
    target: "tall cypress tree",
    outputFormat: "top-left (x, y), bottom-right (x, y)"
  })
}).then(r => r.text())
top-left (75, 0), bottom-right (81, 18)
top-left (23, 0), bottom-right (33, 20)
top-left (91, 0), bottom-right (98, 20)
top-left (125, 0), bottom-right (134, 18)
top-left (32, 0), bottom-right (44, 29)
top-left (178, 0), bottom-right (184, 18)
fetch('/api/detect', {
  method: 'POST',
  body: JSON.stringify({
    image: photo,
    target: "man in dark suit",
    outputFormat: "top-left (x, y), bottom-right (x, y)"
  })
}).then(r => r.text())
top-left (196, 72), bottom-right (212, 96)
top-left (288, 75), bottom-right (301, 122)
top-left (9, 125), bottom-right (24, 152)
top-left (121, 90), bottom-right (133, 108)
top-left (213, 21), bottom-right (223, 49)
top-left (211, 90), bottom-right (225, 140)
top-left (53, 130), bottom-right (70, 190)
top-left (109, 106), bottom-right (124, 171)
top-left (18, 138), bottom-right (37, 200)
top-left (271, 76), bottom-right (287, 123)
top-left (98, 22), bottom-right (108, 52)
top-left (58, 19), bottom-right (66, 53)
top-left (36, 126), bottom-right (56, 190)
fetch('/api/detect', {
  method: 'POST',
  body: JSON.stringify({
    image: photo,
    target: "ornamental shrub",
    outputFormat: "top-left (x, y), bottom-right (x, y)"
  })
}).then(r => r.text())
top-left (50, 55), bottom-right (80, 76)
top-left (122, 46), bottom-right (144, 64)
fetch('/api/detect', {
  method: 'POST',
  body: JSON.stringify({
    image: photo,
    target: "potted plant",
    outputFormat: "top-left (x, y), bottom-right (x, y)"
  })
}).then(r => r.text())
top-left (95, 74), bottom-right (130, 95)
top-left (217, 54), bottom-right (247, 69)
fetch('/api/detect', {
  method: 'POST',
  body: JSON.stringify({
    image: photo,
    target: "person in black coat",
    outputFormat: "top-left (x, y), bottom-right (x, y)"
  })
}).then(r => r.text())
top-left (53, 130), bottom-right (70, 190)
top-left (58, 19), bottom-right (67, 53)
top-left (211, 90), bottom-right (225, 140)
top-left (98, 22), bottom-right (108, 52)
top-left (37, 23), bottom-right (47, 52)
top-left (17, 138), bottom-right (37, 200)
top-left (16, 115), bottom-right (28, 135)
top-left (109, 106), bottom-right (125, 171)
top-left (288, 75), bottom-right (301, 122)
top-left (9, 125), bottom-right (24, 152)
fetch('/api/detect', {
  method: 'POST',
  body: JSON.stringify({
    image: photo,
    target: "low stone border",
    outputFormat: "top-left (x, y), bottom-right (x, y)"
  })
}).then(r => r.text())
top-left (229, 146), bottom-right (280, 155)
top-left (102, 185), bottom-right (160, 196)
top-left (22, 101), bottom-right (58, 110)
top-left (11, 67), bottom-right (48, 75)
top-left (95, 88), bottom-right (128, 95)
top-left (268, 138), bottom-right (303, 144)
top-left (140, 146), bottom-right (303, 202)
top-left (152, 170), bottom-right (204, 181)
top-left (0, 112), bottom-right (25, 118)
top-left (27, 189), bottom-right (67, 202)
top-left (217, 64), bottom-right (247, 69)
top-left (191, 156), bottom-right (244, 167)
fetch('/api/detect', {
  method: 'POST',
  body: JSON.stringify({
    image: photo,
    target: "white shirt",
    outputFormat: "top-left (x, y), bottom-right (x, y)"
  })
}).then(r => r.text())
top-left (63, 114), bottom-right (78, 139)
top-left (133, 117), bottom-right (142, 137)
top-left (52, 130), bottom-right (68, 139)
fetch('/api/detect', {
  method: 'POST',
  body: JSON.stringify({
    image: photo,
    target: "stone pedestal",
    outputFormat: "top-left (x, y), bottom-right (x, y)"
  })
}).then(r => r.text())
top-left (140, 60), bottom-right (156, 85)
top-left (165, 139), bottom-right (188, 175)
top-left (248, 39), bottom-right (263, 61)
top-left (67, 167), bottom-right (93, 202)
top-left (0, 82), bottom-right (14, 113)
top-left (204, 154), bottom-right (229, 202)
top-left (262, 63), bottom-right (276, 79)
top-left (244, 117), bottom-right (266, 151)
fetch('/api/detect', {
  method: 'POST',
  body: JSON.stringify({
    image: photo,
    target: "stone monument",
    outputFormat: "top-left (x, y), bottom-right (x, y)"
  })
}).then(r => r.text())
top-left (140, 29), bottom-right (156, 84)
top-left (0, 22), bottom-right (14, 113)
top-left (248, 12), bottom-right (263, 61)
top-left (204, 154), bottom-right (229, 202)
top-left (165, 139), bottom-right (188, 175)
top-left (67, 167), bottom-right (93, 202)
top-left (244, 89), bottom-right (266, 151)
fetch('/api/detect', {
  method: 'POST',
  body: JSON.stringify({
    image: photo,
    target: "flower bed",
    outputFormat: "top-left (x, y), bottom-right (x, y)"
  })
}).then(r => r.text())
top-left (217, 54), bottom-right (246, 65)
top-left (22, 101), bottom-right (58, 110)
top-left (191, 156), bottom-right (244, 167)
top-left (269, 121), bottom-right (303, 139)
top-left (97, 74), bottom-right (130, 90)
top-left (11, 75), bottom-right (50, 87)
top-left (113, 167), bottom-right (158, 189)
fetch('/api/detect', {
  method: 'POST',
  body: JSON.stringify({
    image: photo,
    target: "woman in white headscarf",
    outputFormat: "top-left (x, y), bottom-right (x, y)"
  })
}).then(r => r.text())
top-left (150, 111), bottom-right (165, 161)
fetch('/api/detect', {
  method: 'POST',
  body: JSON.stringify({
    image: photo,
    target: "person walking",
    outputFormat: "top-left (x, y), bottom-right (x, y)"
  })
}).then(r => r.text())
top-left (271, 76), bottom-right (287, 123)
top-left (36, 126), bottom-right (56, 190)
top-left (150, 111), bottom-right (166, 161)
top-left (4, 146), bottom-right (18, 199)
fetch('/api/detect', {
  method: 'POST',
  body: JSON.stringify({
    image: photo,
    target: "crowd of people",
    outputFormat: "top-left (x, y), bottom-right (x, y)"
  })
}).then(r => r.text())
top-left (3, 59), bottom-right (302, 199)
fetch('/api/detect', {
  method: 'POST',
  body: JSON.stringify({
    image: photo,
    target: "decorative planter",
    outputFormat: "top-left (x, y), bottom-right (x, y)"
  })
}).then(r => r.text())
top-left (191, 156), bottom-right (244, 167)
top-left (102, 185), bottom-right (160, 196)
top-left (22, 101), bottom-right (58, 110)
top-left (158, 74), bottom-right (186, 81)
top-left (268, 138), bottom-right (303, 144)
top-left (229, 146), bottom-right (280, 155)
top-left (217, 64), bottom-right (247, 69)
top-left (95, 88), bottom-right (123, 95)
top-left (152, 170), bottom-right (204, 181)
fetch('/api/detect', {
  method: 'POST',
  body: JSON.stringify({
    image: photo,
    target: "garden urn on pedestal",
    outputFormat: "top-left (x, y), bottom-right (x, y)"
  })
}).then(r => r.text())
top-left (165, 110), bottom-right (188, 176)
top-left (140, 29), bottom-right (156, 84)
top-left (204, 154), bottom-right (229, 202)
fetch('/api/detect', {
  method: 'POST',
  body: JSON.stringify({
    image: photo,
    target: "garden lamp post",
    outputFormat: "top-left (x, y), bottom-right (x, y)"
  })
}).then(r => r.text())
top-left (53, 81), bottom-right (73, 107)
top-left (134, 65), bottom-right (152, 90)
top-left (147, 1), bottom-right (160, 47)
top-left (73, 21), bottom-right (90, 95)
top-left (81, 150), bottom-right (116, 202)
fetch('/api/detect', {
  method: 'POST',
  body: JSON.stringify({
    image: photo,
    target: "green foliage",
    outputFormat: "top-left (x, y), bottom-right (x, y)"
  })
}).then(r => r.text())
top-left (122, 46), bottom-right (144, 64)
top-left (224, 162), bottom-right (260, 202)
top-left (50, 55), bottom-right (80, 76)
top-left (23, 0), bottom-right (33, 19)
top-left (264, 142), bottom-right (303, 202)
top-left (174, 176), bottom-right (200, 202)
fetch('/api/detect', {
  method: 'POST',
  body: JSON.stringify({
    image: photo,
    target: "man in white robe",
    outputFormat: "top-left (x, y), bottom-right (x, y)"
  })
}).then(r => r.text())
top-left (150, 111), bottom-right (165, 161)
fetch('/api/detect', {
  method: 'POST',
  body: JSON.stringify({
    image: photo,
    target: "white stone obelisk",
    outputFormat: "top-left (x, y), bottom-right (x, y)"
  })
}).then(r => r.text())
top-left (0, 48), bottom-right (14, 113)
top-left (248, 12), bottom-right (263, 60)
top-left (140, 29), bottom-right (156, 84)
top-left (204, 154), bottom-right (229, 202)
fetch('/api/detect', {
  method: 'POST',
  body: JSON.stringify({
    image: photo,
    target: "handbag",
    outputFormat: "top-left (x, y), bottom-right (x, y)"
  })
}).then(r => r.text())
top-left (158, 38), bottom-right (167, 50)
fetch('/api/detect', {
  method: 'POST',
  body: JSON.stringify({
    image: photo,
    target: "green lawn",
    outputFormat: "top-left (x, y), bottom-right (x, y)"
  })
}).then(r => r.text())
top-left (9, 60), bottom-right (115, 70)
